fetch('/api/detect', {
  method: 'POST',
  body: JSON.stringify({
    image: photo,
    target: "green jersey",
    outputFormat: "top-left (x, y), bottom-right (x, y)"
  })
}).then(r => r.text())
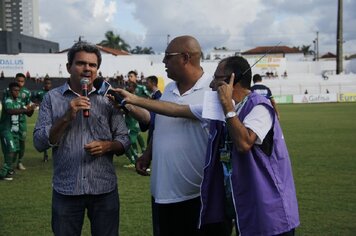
top-left (31, 89), bottom-right (48, 104)
top-left (135, 84), bottom-right (150, 98)
top-left (18, 87), bottom-right (31, 123)
top-left (3, 87), bottom-right (31, 123)
top-left (125, 114), bottom-right (140, 134)
top-left (0, 97), bottom-right (21, 134)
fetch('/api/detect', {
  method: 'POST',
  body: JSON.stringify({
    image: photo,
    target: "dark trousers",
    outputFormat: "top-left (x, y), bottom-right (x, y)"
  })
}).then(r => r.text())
top-left (156, 196), bottom-right (230, 236)
top-left (275, 228), bottom-right (296, 236)
top-left (52, 188), bottom-right (120, 236)
top-left (151, 197), bottom-right (160, 236)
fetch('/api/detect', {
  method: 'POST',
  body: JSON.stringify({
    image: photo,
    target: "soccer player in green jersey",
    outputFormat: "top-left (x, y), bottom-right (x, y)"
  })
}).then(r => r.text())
top-left (31, 77), bottom-right (52, 162)
top-left (0, 82), bottom-right (35, 180)
top-left (123, 81), bottom-right (142, 168)
top-left (127, 71), bottom-right (148, 154)
top-left (2, 73), bottom-right (36, 170)
top-left (31, 77), bottom-right (52, 104)
top-left (15, 73), bottom-right (36, 170)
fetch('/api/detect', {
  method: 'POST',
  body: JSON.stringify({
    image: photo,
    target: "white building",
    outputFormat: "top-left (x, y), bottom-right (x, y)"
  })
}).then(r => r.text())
top-left (207, 49), bottom-right (241, 61)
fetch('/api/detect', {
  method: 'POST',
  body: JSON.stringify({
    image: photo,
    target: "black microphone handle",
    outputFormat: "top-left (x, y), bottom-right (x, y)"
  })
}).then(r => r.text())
top-left (82, 87), bottom-right (89, 117)
top-left (107, 90), bottom-right (129, 114)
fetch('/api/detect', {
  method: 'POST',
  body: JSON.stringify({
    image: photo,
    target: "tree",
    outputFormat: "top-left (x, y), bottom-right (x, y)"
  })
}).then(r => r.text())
top-left (294, 45), bottom-right (314, 56)
top-left (213, 46), bottom-right (227, 50)
top-left (98, 31), bottom-right (131, 51)
top-left (130, 46), bottom-right (155, 54)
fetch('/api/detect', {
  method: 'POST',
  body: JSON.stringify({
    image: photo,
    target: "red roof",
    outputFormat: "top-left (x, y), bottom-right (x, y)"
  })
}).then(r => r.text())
top-left (242, 46), bottom-right (302, 55)
top-left (96, 45), bottom-right (130, 55)
top-left (320, 52), bottom-right (336, 58)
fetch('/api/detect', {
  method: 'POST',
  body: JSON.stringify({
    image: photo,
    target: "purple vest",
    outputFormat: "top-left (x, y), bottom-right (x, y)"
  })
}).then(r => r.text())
top-left (199, 93), bottom-right (299, 235)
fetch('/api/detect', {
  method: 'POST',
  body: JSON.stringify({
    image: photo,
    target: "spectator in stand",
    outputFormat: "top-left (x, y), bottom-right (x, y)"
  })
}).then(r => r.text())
top-left (33, 41), bottom-right (129, 235)
top-left (251, 74), bottom-right (280, 120)
top-left (31, 77), bottom-right (52, 162)
top-left (0, 82), bottom-right (36, 180)
top-left (26, 71), bottom-right (31, 79)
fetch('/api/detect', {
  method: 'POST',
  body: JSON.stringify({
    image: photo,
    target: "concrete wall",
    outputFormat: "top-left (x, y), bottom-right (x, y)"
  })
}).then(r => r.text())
top-left (0, 31), bottom-right (59, 54)
top-left (0, 52), bottom-right (355, 96)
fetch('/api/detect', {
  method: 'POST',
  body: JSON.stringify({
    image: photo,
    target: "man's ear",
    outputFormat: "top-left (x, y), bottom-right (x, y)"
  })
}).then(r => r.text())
top-left (66, 63), bottom-right (71, 73)
top-left (182, 53), bottom-right (191, 64)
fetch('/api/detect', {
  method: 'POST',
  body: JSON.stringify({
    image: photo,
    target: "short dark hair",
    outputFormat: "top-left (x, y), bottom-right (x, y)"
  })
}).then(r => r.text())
top-left (146, 75), bottom-right (158, 85)
top-left (15, 73), bottom-right (26, 79)
top-left (222, 56), bottom-right (252, 89)
top-left (67, 41), bottom-right (102, 68)
top-left (253, 74), bottom-right (262, 83)
top-left (128, 70), bottom-right (138, 76)
top-left (9, 82), bottom-right (20, 90)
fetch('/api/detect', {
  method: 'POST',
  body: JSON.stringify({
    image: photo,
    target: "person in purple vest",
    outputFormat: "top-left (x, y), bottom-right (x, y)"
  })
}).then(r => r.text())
top-left (111, 56), bottom-right (300, 236)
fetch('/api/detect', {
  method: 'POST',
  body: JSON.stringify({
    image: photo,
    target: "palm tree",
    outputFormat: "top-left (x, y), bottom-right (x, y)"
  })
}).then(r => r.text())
top-left (299, 45), bottom-right (314, 56)
top-left (99, 31), bottom-right (131, 51)
top-left (130, 46), bottom-right (143, 54)
top-left (142, 47), bottom-right (154, 54)
top-left (130, 46), bottom-right (155, 54)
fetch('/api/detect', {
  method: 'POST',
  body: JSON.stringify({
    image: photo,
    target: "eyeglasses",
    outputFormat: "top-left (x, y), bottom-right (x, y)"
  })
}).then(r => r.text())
top-left (164, 52), bottom-right (186, 60)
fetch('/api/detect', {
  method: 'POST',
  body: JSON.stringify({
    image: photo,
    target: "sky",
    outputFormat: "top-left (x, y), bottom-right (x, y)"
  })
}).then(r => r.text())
top-left (38, 0), bottom-right (356, 55)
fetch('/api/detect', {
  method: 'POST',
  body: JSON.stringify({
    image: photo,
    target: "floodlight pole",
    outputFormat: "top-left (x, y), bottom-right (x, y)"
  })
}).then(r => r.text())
top-left (336, 0), bottom-right (343, 74)
top-left (316, 31), bottom-right (319, 61)
top-left (167, 34), bottom-right (170, 46)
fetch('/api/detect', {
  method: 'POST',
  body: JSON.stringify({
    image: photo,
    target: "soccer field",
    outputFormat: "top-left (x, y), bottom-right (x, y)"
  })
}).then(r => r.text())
top-left (0, 103), bottom-right (355, 235)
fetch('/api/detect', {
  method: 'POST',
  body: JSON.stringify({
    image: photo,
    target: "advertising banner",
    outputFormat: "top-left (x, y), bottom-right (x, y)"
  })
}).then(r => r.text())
top-left (274, 95), bottom-right (293, 104)
top-left (0, 56), bottom-right (24, 75)
top-left (293, 94), bottom-right (338, 103)
top-left (338, 93), bottom-right (356, 102)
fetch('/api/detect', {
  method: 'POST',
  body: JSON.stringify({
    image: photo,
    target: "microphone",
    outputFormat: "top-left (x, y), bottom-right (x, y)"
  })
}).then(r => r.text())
top-left (93, 78), bottom-right (129, 113)
top-left (80, 78), bottom-right (90, 117)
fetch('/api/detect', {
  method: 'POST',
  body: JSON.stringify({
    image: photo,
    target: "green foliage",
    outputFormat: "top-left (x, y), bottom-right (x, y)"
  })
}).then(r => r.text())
top-left (1, 103), bottom-right (356, 235)
top-left (130, 46), bottom-right (155, 55)
top-left (98, 31), bottom-right (131, 52)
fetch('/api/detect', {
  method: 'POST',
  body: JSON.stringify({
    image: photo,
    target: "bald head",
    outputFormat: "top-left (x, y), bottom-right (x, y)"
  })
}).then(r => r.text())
top-left (167, 35), bottom-right (202, 65)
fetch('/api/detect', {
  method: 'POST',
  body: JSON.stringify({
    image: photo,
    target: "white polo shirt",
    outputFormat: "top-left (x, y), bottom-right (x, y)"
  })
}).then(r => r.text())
top-left (151, 73), bottom-right (212, 204)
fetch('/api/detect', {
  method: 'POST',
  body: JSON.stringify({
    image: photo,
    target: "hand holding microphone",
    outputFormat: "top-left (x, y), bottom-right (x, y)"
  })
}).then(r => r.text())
top-left (81, 78), bottom-right (90, 117)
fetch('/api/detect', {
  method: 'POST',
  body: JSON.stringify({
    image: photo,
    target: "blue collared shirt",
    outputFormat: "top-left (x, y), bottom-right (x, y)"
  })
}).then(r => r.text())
top-left (33, 82), bottom-right (130, 195)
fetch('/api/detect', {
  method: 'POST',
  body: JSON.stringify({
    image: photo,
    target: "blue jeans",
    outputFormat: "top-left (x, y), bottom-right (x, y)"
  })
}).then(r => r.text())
top-left (52, 188), bottom-right (120, 236)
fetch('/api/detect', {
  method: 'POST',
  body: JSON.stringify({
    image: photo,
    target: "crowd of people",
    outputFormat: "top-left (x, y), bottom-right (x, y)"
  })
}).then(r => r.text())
top-left (0, 36), bottom-right (299, 236)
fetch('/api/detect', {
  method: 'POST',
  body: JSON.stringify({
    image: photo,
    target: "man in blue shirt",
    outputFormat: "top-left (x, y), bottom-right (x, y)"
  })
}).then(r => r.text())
top-left (33, 41), bottom-right (130, 236)
top-left (251, 74), bottom-right (280, 119)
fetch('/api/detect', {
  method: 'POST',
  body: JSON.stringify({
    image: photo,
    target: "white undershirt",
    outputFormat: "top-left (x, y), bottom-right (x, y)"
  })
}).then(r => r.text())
top-left (190, 103), bottom-right (273, 145)
top-left (243, 105), bottom-right (272, 144)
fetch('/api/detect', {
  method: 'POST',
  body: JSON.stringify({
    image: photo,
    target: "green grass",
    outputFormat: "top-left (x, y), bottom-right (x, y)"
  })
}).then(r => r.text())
top-left (1, 103), bottom-right (356, 235)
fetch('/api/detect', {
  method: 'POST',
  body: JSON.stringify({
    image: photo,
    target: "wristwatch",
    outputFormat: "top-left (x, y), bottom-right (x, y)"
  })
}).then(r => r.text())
top-left (225, 111), bottom-right (237, 120)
